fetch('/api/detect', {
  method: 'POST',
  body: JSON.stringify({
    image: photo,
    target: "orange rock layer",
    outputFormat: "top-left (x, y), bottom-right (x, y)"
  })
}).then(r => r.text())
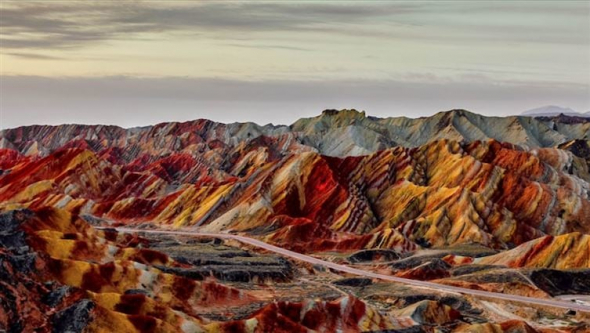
top-left (1, 139), bottom-right (588, 257)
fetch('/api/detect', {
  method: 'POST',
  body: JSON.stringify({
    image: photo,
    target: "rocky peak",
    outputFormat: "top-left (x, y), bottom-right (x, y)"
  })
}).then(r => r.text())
top-left (321, 108), bottom-right (366, 118)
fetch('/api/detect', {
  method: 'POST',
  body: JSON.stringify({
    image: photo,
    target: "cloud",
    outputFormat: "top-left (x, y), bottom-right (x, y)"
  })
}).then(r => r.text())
top-left (4, 52), bottom-right (64, 60)
top-left (1, 1), bottom-right (587, 51)
top-left (1, 75), bottom-right (588, 129)
top-left (219, 43), bottom-right (313, 52)
top-left (0, 2), bottom-right (401, 50)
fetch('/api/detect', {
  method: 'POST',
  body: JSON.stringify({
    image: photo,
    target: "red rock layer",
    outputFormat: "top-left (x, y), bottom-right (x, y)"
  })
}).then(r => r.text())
top-left (1, 139), bottom-right (588, 256)
top-left (2, 207), bottom-right (524, 333)
top-left (477, 232), bottom-right (590, 269)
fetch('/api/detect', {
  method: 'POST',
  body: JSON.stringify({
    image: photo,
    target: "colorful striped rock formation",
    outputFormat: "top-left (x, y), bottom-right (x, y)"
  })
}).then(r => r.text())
top-left (1, 110), bottom-right (589, 332)
top-left (0, 139), bottom-right (588, 253)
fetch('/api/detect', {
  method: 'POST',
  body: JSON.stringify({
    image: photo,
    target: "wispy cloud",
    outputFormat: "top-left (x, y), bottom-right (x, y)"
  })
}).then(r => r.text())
top-left (0, 2), bottom-right (401, 49)
top-left (1, 1), bottom-right (587, 51)
top-left (219, 43), bottom-right (313, 52)
top-left (4, 52), bottom-right (64, 60)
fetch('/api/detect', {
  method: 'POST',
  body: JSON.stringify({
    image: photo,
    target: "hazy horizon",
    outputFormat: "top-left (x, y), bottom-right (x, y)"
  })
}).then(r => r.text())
top-left (0, 105), bottom-right (586, 131)
top-left (1, 1), bottom-right (589, 129)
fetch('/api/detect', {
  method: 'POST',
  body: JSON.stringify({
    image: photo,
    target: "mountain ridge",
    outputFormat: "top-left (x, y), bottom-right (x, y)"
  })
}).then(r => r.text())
top-left (2, 109), bottom-right (589, 158)
top-left (522, 105), bottom-right (589, 118)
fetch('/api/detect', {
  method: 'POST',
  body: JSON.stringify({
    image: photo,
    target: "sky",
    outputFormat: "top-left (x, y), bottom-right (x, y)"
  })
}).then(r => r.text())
top-left (1, 1), bottom-right (589, 129)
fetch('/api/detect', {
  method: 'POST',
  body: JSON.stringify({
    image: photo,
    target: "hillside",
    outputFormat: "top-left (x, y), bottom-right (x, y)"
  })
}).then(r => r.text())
top-left (2, 109), bottom-right (589, 157)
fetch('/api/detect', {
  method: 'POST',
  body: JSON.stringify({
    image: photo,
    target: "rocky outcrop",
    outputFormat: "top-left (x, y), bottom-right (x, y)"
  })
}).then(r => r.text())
top-left (394, 259), bottom-right (451, 280)
top-left (52, 299), bottom-right (95, 333)
top-left (0, 210), bottom-right (96, 332)
top-left (527, 269), bottom-right (590, 296)
top-left (389, 300), bottom-right (461, 326)
top-left (348, 249), bottom-right (400, 263)
top-left (0, 209), bottom-right (31, 249)
top-left (332, 277), bottom-right (373, 287)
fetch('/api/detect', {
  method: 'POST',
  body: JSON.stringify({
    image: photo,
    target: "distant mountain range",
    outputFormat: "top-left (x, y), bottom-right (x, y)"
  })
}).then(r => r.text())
top-left (2, 109), bottom-right (590, 158)
top-left (522, 105), bottom-right (590, 118)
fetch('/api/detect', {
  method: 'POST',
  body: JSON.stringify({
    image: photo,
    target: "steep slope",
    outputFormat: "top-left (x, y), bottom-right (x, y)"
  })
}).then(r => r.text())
top-left (1, 139), bottom-right (588, 253)
top-left (477, 233), bottom-right (590, 269)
